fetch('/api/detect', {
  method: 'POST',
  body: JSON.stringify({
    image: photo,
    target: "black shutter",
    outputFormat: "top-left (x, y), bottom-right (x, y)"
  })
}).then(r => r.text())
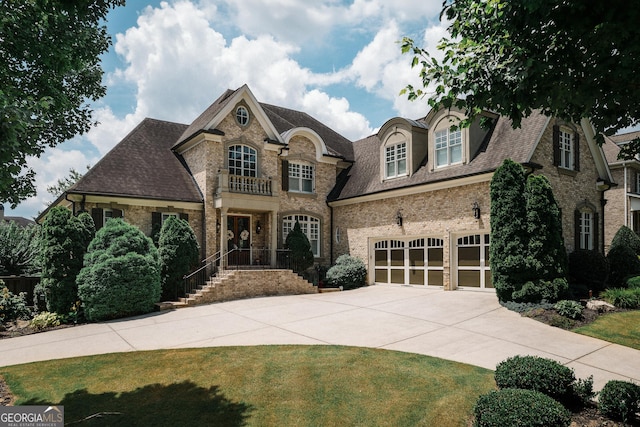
top-left (112, 209), bottom-right (123, 219)
top-left (593, 212), bottom-right (600, 253)
top-left (574, 209), bottom-right (581, 250)
top-left (553, 125), bottom-right (560, 166)
top-left (152, 212), bottom-right (162, 229)
top-left (574, 131), bottom-right (580, 171)
top-left (180, 213), bottom-right (189, 221)
top-left (281, 160), bottom-right (289, 191)
top-left (92, 208), bottom-right (103, 230)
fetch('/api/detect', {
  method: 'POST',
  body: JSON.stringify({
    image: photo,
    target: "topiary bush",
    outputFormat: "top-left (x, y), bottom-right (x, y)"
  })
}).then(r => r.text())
top-left (285, 221), bottom-right (314, 274)
top-left (77, 219), bottom-right (161, 322)
top-left (554, 300), bottom-right (583, 320)
top-left (494, 355), bottom-right (576, 403)
top-left (325, 254), bottom-right (367, 290)
top-left (610, 225), bottom-right (640, 256)
top-left (568, 249), bottom-right (609, 295)
top-left (607, 244), bottom-right (640, 289)
top-left (158, 216), bottom-right (200, 301)
top-left (473, 388), bottom-right (571, 427)
top-left (598, 380), bottom-right (640, 423)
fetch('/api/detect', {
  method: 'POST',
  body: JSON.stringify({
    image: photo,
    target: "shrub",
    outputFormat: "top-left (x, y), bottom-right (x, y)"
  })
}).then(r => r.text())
top-left (494, 355), bottom-right (575, 403)
top-left (601, 287), bottom-right (640, 309)
top-left (554, 300), bottom-right (583, 320)
top-left (568, 249), bottom-right (609, 294)
top-left (607, 240), bottom-right (640, 288)
top-left (626, 275), bottom-right (640, 289)
top-left (473, 388), bottom-right (571, 427)
top-left (500, 300), bottom-right (554, 313)
top-left (572, 376), bottom-right (596, 407)
top-left (610, 225), bottom-right (640, 256)
top-left (40, 207), bottom-right (95, 314)
top-left (0, 283), bottom-right (30, 324)
top-left (77, 219), bottom-right (161, 322)
top-left (0, 221), bottom-right (40, 275)
top-left (29, 311), bottom-right (62, 331)
top-left (158, 216), bottom-right (200, 301)
top-left (512, 278), bottom-right (569, 304)
top-left (598, 380), bottom-right (640, 422)
top-left (285, 221), bottom-right (314, 274)
top-left (326, 254), bottom-right (367, 290)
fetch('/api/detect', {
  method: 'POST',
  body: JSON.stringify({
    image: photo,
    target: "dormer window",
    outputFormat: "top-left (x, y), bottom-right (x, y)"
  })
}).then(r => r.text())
top-left (236, 106), bottom-right (249, 126)
top-left (435, 128), bottom-right (462, 167)
top-left (385, 142), bottom-right (407, 179)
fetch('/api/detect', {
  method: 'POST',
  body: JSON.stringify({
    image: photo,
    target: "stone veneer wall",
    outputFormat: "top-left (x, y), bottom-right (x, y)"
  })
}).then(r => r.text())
top-left (529, 120), bottom-right (603, 252)
top-left (333, 180), bottom-right (491, 290)
top-left (604, 167), bottom-right (627, 252)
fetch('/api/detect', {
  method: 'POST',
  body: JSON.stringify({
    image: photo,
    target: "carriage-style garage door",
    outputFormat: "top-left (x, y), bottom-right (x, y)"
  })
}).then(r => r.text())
top-left (456, 233), bottom-right (492, 289)
top-left (373, 238), bottom-right (444, 286)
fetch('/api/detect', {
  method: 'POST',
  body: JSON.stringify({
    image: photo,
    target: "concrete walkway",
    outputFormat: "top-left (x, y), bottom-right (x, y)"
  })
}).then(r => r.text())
top-left (1, 286), bottom-right (638, 391)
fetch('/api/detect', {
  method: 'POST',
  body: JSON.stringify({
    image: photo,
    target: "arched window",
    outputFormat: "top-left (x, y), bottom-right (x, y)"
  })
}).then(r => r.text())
top-left (575, 204), bottom-right (598, 250)
top-left (228, 144), bottom-right (257, 177)
top-left (282, 214), bottom-right (320, 257)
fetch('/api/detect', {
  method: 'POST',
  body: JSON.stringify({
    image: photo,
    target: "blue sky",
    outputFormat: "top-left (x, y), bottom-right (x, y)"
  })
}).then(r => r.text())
top-left (7, 0), bottom-right (449, 219)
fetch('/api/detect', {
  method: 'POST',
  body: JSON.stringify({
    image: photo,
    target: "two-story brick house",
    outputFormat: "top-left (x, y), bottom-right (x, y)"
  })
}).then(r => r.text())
top-left (42, 84), bottom-right (614, 291)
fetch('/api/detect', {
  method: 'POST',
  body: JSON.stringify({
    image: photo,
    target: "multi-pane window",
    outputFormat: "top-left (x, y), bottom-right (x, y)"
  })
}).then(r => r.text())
top-left (236, 106), bottom-right (249, 126)
top-left (228, 145), bottom-right (257, 177)
top-left (161, 212), bottom-right (179, 224)
top-left (283, 214), bottom-right (320, 257)
top-left (385, 143), bottom-right (407, 178)
top-left (289, 162), bottom-right (314, 193)
top-left (579, 211), bottom-right (593, 250)
top-left (435, 128), bottom-right (462, 167)
top-left (559, 130), bottom-right (574, 170)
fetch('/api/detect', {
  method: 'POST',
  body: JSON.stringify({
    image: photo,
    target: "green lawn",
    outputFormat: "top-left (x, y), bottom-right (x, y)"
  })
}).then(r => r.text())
top-left (574, 310), bottom-right (640, 350)
top-left (2, 346), bottom-right (495, 426)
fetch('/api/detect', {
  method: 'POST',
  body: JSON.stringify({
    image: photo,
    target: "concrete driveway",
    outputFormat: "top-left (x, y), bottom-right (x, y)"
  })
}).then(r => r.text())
top-left (1, 285), bottom-right (638, 391)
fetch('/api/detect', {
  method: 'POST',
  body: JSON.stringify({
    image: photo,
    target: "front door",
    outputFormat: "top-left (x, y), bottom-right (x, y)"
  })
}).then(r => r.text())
top-left (227, 215), bottom-right (251, 265)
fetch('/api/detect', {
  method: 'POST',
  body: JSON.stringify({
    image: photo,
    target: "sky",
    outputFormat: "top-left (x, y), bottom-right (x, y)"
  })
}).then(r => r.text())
top-left (6, 0), bottom-right (451, 220)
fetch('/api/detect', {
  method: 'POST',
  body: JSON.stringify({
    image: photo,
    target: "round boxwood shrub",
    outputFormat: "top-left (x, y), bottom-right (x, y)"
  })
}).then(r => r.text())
top-left (325, 254), bottom-right (366, 290)
top-left (77, 219), bottom-right (161, 321)
top-left (599, 380), bottom-right (640, 422)
top-left (474, 388), bottom-right (571, 427)
top-left (626, 275), bottom-right (640, 289)
top-left (495, 355), bottom-right (575, 403)
top-left (607, 242), bottom-right (640, 289)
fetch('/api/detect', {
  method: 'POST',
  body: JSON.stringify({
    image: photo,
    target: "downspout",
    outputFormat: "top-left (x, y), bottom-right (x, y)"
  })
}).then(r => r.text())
top-left (65, 193), bottom-right (77, 215)
top-left (327, 201), bottom-right (334, 265)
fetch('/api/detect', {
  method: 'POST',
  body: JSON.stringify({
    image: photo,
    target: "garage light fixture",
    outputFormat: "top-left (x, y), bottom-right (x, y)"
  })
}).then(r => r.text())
top-left (472, 202), bottom-right (481, 219)
top-left (396, 210), bottom-right (403, 227)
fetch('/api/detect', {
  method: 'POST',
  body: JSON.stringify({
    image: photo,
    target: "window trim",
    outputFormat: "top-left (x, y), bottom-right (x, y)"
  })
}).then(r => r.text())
top-left (235, 105), bottom-right (249, 126)
top-left (384, 142), bottom-right (408, 179)
top-left (288, 160), bottom-right (315, 194)
top-left (228, 143), bottom-right (258, 177)
top-left (574, 203), bottom-right (598, 251)
top-left (282, 214), bottom-right (321, 258)
top-left (553, 124), bottom-right (580, 172)
top-left (434, 127), bottom-right (463, 168)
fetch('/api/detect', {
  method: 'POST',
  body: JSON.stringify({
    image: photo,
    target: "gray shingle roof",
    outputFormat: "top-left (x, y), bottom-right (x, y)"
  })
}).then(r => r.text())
top-left (331, 111), bottom-right (549, 201)
top-left (69, 118), bottom-right (202, 203)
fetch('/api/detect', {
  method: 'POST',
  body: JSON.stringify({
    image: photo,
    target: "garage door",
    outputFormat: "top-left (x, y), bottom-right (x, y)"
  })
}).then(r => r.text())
top-left (456, 233), bottom-right (492, 289)
top-left (373, 238), bottom-right (444, 286)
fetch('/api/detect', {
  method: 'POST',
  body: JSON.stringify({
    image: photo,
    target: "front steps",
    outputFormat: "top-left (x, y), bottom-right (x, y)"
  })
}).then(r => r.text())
top-left (158, 269), bottom-right (317, 309)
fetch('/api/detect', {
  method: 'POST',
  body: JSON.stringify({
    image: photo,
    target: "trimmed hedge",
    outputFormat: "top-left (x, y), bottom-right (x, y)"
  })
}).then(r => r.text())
top-left (599, 380), bottom-right (640, 422)
top-left (495, 355), bottom-right (575, 402)
top-left (474, 388), bottom-right (571, 427)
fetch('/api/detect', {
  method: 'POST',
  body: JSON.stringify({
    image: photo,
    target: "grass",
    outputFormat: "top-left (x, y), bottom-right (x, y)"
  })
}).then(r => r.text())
top-left (573, 310), bottom-right (640, 350)
top-left (1, 345), bottom-right (495, 426)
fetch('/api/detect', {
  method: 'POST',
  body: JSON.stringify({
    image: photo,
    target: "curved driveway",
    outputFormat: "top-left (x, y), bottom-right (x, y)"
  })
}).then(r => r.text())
top-left (1, 286), bottom-right (638, 391)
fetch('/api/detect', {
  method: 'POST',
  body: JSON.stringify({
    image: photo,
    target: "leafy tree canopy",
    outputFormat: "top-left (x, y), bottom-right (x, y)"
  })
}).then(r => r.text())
top-left (0, 0), bottom-right (124, 207)
top-left (401, 0), bottom-right (640, 155)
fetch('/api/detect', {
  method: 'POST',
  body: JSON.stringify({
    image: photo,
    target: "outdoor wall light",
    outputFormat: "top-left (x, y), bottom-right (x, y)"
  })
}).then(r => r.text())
top-left (216, 219), bottom-right (221, 233)
top-left (256, 220), bottom-right (262, 234)
top-left (396, 210), bottom-right (403, 227)
top-left (472, 202), bottom-right (481, 219)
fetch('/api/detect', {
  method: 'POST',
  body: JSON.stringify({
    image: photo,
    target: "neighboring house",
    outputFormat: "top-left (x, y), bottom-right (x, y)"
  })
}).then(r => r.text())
top-left (602, 131), bottom-right (640, 249)
top-left (40, 84), bottom-right (614, 291)
top-left (0, 204), bottom-right (35, 227)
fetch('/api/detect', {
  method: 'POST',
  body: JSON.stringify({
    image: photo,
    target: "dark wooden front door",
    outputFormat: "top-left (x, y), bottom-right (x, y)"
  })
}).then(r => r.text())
top-left (227, 216), bottom-right (251, 265)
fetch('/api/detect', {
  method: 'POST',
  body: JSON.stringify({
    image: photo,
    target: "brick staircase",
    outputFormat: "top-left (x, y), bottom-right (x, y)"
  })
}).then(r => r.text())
top-left (158, 269), bottom-right (317, 309)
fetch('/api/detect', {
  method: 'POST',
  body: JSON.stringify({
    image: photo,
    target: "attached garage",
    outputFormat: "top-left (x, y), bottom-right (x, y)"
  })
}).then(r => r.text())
top-left (372, 237), bottom-right (444, 286)
top-left (454, 233), bottom-right (492, 289)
